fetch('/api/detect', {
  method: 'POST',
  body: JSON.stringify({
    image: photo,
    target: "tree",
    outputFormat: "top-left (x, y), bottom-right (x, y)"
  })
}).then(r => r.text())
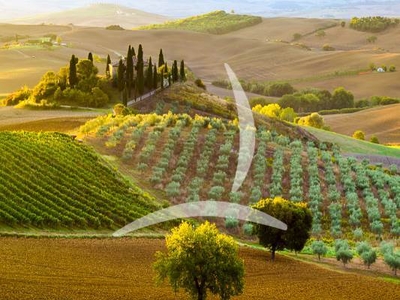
top-left (172, 60), bottom-right (179, 82)
top-left (315, 30), bottom-right (326, 37)
top-left (154, 222), bottom-right (244, 300)
top-left (311, 240), bottom-right (328, 261)
top-left (136, 44), bottom-right (144, 96)
top-left (297, 113), bottom-right (325, 129)
top-left (153, 65), bottom-right (158, 90)
top-left (117, 59), bottom-right (125, 92)
top-left (145, 57), bottom-right (153, 89)
top-left (158, 48), bottom-right (165, 67)
top-left (335, 240), bottom-right (353, 267)
top-left (341, 21), bottom-right (346, 27)
top-left (389, 65), bottom-right (396, 72)
top-left (69, 54), bottom-right (78, 88)
top-left (126, 45), bottom-right (134, 92)
top-left (356, 242), bottom-right (376, 269)
top-left (352, 130), bottom-right (365, 140)
top-left (370, 135), bottom-right (379, 144)
top-left (88, 52), bottom-right (93, 62)
top-left (252, 197), bottom-right (312, 260)
top-left (106, 54), bottom-right (111, 78)
top-left (380, 241), bottom-right (400, 275)
top-left (332, 87), bottom-right (354, 109)
top-left (180, 60), bottom-right (186, 81)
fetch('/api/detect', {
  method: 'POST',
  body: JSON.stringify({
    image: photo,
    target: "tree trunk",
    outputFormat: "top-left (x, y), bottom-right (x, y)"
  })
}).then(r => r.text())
top-left (318, 254), bottom-right (321, 261)
top-left (271, 248), bottom-right (276, 261)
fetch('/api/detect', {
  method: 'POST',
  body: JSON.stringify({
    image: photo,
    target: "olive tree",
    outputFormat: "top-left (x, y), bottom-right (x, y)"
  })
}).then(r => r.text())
top-left (311, 240), bottom-right (328, 261)
top-left (154, 222), bottom-right (244, 300)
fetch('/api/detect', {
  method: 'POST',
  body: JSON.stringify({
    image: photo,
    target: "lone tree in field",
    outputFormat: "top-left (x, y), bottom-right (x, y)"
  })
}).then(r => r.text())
top-left (311, 240), bottom-right (328, 261)
top-left (352, 130), bottom-right (365, 140)
top-left (252, 197), bottom-right (312, 261)
top-left (154, 221), bottom-right (244, 300)
top-left (69, 54), bottom-right (78, 88)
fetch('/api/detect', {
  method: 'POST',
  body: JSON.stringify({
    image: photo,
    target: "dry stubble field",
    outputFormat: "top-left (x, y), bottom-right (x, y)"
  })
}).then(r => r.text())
top-left (0, 237), bottom-right (399, 300)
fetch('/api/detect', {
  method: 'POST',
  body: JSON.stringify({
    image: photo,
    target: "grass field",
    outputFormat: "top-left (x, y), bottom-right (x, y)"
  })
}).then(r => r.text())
top-left (0, 238), bottom-right (399, 300)
top-left (304, 126), bottom-right (400, 159)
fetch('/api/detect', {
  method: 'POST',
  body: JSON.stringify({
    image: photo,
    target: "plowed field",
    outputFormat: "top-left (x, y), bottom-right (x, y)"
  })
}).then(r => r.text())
top-left (0, 238), bottom-right (398, 299)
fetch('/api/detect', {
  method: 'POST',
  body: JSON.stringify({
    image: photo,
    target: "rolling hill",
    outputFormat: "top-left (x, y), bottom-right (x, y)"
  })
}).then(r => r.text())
top-left (2, 16), bottom-right (400, 100)
top-left (8, 3), bottom-right (169, 28)
top-left (322, 104), bottom-right (400, 144)
top-left (78, 109), bottom-right (400, 240)
top-left (0, 131), bottom-right (162, 230)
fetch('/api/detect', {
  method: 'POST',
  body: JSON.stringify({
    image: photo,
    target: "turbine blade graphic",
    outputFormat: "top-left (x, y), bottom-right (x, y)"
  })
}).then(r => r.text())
top-left (113, 201), bottom-right (287, 237)
top-left (224, 64), bottom-right (255, 192)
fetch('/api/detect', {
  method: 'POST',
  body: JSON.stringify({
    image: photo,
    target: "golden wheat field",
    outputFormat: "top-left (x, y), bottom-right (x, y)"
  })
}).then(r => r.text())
top-left (0, 238), bottom-right (399, 300)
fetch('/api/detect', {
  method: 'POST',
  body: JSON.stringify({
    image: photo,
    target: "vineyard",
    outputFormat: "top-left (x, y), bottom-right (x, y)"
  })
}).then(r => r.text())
top-left (80, 113), bottom-right (400, 239)
top-left (0, 131), bottom-right (160, 229)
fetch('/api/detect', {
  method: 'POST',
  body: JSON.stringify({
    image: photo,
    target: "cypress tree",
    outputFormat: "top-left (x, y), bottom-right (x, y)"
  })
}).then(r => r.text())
top-left (153, 65), bottom-right (158, 90)
top-left (180, 60), bottom-right (186, 82)
top-left (161, 67), bottom-right (165, 89)
top-left (137, 44), bottom-right (143, 64)
top-left (158, 49), bottom-right (164, 67)
top-left (172, 60), bottom-right (179, 82)
top-left (123, 83), bottom-right (128, 106)
top-left (117, 59), bottom-right (125, 92)
top-left (69, 54), bottom-right (78, 88)
top-left (88, 52), bottom-right (93, 62)
top-left (132, 46), bottom-right (136, 57)
top-left (146, 57), bottom-right (153, 89)
top-left (106, 54), bottom-right (111, 78)
top-left (126, 45), bottom-right (134, 97)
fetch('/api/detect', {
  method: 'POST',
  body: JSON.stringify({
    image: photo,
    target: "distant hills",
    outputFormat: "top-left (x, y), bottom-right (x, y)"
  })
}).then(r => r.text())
top-left (1, 1), bottom-right (400, 21)
top-left (6, 3), bottom-right (169, 28)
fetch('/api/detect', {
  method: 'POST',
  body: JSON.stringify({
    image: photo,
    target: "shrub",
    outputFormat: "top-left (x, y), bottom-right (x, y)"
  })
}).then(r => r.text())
top-left (370, 135), bottom-right (379, 144)
top-left (106, 25), bottom-right (124, 30)
top-left (389, 65), bottom-right (396, 72)
top-left (194, 79), bottom-right (206, 90)
top-left (322, 44), bottom-right (335, 51)
top-left (352, 130), bottom-right (365, 140)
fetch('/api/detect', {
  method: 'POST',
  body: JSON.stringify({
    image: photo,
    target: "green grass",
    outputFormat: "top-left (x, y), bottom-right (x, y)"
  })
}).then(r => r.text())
top-left (138, 10), bottom-right (262, 34)
top-left (303, 126), bottom-right (400, 158)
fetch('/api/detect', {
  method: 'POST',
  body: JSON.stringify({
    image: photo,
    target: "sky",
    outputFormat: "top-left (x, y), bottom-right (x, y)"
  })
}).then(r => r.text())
top-left (0, 0), bottom-right (399, 20)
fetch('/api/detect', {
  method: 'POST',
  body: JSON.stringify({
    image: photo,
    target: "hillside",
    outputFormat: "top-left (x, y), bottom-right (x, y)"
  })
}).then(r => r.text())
top-left (0, 131), bottom-right (162, 230)
top-left (138, 10), bottom-right (262, 34)
top-left (2, 18), bottom-right (400, 100)
top-left (79, 112), bottom-right (400, 239)
top-left (8, 4), bottom-right (169, 28)
top-left (322, 104), bottom-right (400, 144)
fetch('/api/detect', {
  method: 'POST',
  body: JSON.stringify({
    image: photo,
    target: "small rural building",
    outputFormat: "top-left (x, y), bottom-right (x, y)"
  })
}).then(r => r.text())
top-left (377, 67), bottom-right (385, 73)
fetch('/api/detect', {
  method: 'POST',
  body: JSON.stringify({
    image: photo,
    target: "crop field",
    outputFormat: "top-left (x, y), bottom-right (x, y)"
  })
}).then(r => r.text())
top-left (80, 113), bottom-right (400, 239)
top-left (322, 104), bottom-right (400, 144)
top-left (0, 131), bottom-right (161, 229)
top-left (0, 237), bottom-right (398, 300)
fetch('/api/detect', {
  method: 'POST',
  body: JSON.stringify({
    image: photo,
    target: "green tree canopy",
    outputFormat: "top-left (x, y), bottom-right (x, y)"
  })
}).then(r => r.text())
top-left (352, 130), bottom-right (365, 140)
top-left (154, 221), bottom-right (244, 300)
top-left (311, 240), bottom-right (328, 261)
top-left (252, 197), bottom-right (312, 260)
top-left (332, 87), bottom-right (354, 109)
